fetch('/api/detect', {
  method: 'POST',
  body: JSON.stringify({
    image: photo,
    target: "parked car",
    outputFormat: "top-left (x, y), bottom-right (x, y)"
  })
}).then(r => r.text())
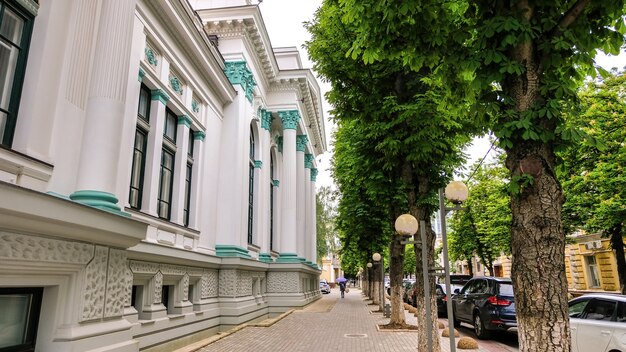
top-left (402, 280), bottom-right (416, 303)
top-left (435, 282), bottom-right (466, 316)
top-left (569, 293), bottom-right (626, 352)
top-left (320, 281), bottom-right (330, 294)
top-left (451, 277), bottom-right (517, 339)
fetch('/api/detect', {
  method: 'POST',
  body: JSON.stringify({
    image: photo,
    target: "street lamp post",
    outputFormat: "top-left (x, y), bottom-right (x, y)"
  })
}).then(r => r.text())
top-left (439, 181), bottom-right (469, 352)
top-left (366, 262), bottom-right (373, 298)
top-left (372, 252), bottom-right (383, 313)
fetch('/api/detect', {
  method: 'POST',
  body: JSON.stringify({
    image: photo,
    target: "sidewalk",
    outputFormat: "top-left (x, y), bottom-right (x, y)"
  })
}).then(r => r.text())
top-left (184, 288), bottom-right (507, 352)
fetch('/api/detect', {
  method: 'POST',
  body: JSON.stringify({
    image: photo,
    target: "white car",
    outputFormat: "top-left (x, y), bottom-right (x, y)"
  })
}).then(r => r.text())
top-left (569, 293), bottom-right (626, 352)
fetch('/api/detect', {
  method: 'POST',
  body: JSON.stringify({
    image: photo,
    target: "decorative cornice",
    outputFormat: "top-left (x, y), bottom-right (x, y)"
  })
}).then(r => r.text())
top-left (138, 67), bottom-right (146, 82)
top-left (178, 115), bottom-right (192, 128)
top-left (261, 109), bottom-right (273, 131)
top-left (254, 160), bottom-right (263, 168)
top-left (279, 110), bottom-right (300, 130)
top-left (304, 154), bottom-right (314, 169)
top-left (272, 179), bottom-right (280, 187)
top-left (296, 135), bottom-right (308, 152)
top-left (276, 136), bottom-right (283, 153)
top-left (169, 76), bottom-right (183, 95)
top-left (145, 47), bottom-right (158, 66)
top-left (224, 61), bottom-right (256, 103)
top-left (151, 89), bottom-right (170, 105)
top-left (194, 131), bottom-right (206, 141)
top-left (311, 168), bottom-right (318, 182)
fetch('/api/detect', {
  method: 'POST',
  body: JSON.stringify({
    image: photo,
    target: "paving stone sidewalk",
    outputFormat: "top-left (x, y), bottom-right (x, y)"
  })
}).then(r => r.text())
top-left (183, 287), bottom-right (507, 352)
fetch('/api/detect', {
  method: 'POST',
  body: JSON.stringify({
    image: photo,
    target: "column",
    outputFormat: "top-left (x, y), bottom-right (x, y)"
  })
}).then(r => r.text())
top-left (188, 131), bottom-right (205, 229)
top-left (310, 168), bottom-right (319, 266)
top-left (141, 90), bottom-right (169, 218)
top-left (295, 134), bottom-right (308, 261)
top-left (304, 154), bottom-right (314, 265)
top-left (277, 110), bottom-right (300, 262)
top-left (259, 109), bottom-right (273, 262)
top-left (170, 115), bottom-right (192, 225)
top-left (70, 0), bottom-right (138, 214)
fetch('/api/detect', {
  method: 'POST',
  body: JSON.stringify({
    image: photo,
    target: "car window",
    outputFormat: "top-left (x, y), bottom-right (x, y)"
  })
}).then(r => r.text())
top-left (436, 286), bottom-right (444, 295)
top-left (474, 280), bottom-right (489, 294)
top-left (583, 299), bottom-right (616, 321)
top-left (497, 283), bottom-right (514, 296)
top-left (617, 302), bottom-right (626, 323)
top-left (461, 280), bottom-right (477, 294)
top-left (569, 299), bottom-right (589, 318)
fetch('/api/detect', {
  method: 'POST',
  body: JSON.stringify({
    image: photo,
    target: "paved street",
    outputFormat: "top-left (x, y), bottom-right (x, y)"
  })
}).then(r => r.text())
top-left (182, 288), bottom-right (519, 352)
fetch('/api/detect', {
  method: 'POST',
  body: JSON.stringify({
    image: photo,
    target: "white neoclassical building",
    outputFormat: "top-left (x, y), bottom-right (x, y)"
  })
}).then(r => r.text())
top-left (0, 0), bottom-right (326, 351)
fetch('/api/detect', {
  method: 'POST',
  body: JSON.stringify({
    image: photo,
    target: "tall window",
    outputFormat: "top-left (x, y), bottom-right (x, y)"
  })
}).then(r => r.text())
top-left (183, 131), bottom-right (193, 227)
top-left (586, 255), bottom-right (601, 288)
top-left (0, 287), bottom-right (43, 351)
top-left (129, 84), bottom-right (151, 209)
top-left (158, 109), bottom-right (176, 220)
top-left (247, 127), bottom-right (255, 244)
top-left (270, 152), bottom-right (275, 251)
top-left (0, 0), bottom-right (34, 147)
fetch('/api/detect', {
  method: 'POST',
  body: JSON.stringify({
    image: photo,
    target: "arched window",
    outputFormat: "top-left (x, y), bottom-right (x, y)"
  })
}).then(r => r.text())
top-left (247, 126), bottom-right (255, 244)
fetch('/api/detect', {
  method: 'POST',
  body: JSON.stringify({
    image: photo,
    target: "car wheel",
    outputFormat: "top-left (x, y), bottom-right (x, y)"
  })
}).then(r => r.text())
top-left (473, 313), bottom-right (491, 340)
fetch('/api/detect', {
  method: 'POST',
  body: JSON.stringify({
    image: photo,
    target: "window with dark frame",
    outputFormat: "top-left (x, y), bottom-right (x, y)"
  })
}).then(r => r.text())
top-left (0, 287), bottom-right (43, 352)
top-left (247, 127), bottom-right (255, 244)
top-left (0, 0), bottom-right (34, 148)
top-left (183, 161), bottom-right (192, 226)
top-left (129, 84), bottom-right (151, 209)
top-left (158, 148), bottom-right (174, 220)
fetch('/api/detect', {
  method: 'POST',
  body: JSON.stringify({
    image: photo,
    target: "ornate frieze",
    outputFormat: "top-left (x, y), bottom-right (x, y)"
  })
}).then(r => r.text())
top-left (304, 154), bottom-right (314, 168)
top-left (202, 270), bottom-right (218, 299)
top-left (219, 269), bottom-right (237, 297)
top-left (311, 168), bottom-right (318, 182)
top-left (153, 271), bottom-right (163, 304)
top-left (296, 135), bottom-right (308, 152)
top-left (267, 272), bottom-right (299, 293)
top-left (224, 61), bottom-right (256, 103)
top-left (0, 232), bottom-right (94, 264)
top-left (81, 246), bottom-right (108, 321)
top-left (161, 264), bottom-right (187, 276)
top-left (104, 249), bottom-right (127, 318)
top-left (124, 266), bottom-right (133, 307)
top-left (181, 274), bottom-right (190, 301)
top-left (279, 110), bottom-right (300, 130)
top-left (129, 261), bottom-right (159, 274)
top-left (237, 271), bottom-right (252, 297)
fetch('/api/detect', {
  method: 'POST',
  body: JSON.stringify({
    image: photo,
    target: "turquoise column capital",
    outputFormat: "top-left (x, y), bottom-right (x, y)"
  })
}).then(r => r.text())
top-left (272, 179), bottom-right (280, 187)
top-left (304, 154), bottom-right (314, 169)
top-left (194, 131), bottom-right (206, 141)
top-left (276, 136), bottom-right (283, 153)
top-left (138, 67), bottom-right (146, 82)
top-left (261, 109), bottom-right (273, 131)
top-left (311, 168), bottom-right (318, 182)
top-left (151, 89), bottom-right (170, 105)
top-left (224, 61), bottom-right (256, 103)
top-left (178, 115), bottom-right (192, 128)
top-left (296, 135), bottom-right (308, 152)
top-left (254, 160), bottom-right (263, 168)
top-left (278, 110), bottom-right (300, 130)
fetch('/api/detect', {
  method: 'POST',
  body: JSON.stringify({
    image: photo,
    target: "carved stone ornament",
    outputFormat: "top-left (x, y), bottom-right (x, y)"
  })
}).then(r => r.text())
top-left (81, 246), bottom-right (108, 321)
top-left (201, 270), bottom-right (218, 299)
top-left (192, 99), bottom-right (200, 113)
top-left (260, 109), bottom-right (273, 131)
top-left (153, 271), bottom-right (163, 304)
top-left (311, 168), bottom-right (318, 182)
top-left (169, 75), bottom-right (183, 95)
top-left (224, 61), bottom-right (256, 103)
top-left (304, 154), bottom-right (314, 169)
top-left (219, 269), bottom-right (237, 297)
top-left (267, 272), bottom-right (299, 293)
top-left (130, 261), bottom-right (159, 274)
top-left (182, 274), bottom-right (190, 301)
top-left (104, 249), bottom-right (127, 318)
top-left (144, 47), bottom-right (158, 66)
top-left (124, 266), bottom-right (133, 307)
top-left (278, 110), bottom-right (300, 130)
top-left (0, 232), bottom-right (94, 264)
top-left (296, 135), bottom-right (309, 152)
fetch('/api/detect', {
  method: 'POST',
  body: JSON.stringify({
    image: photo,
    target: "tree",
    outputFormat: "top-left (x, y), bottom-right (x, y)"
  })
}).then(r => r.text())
top-left (333, 1), bottom-right (626, 350)
top-left (560, 71), bottom-right (626, 294)
top-left (316, 186), bottom-right (337, 263)
top-left (449, 158), bottom-right (511, 276)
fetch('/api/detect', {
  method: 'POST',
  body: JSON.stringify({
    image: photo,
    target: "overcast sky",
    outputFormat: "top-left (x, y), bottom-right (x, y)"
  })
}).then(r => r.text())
top-left (258, 1), bottom-right (626, 188)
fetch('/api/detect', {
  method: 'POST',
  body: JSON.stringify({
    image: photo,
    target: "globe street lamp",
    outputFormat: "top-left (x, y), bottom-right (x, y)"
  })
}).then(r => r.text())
top-left (372, 252), bottom-right (383, 313)
top-left (366, 262), bottom-right (373, 298)
top-left (440, 180), bottom-right (469, 352)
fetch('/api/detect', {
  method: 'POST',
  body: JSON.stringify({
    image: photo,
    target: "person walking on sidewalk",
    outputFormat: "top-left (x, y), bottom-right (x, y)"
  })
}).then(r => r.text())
top-left (339, 280), bottom-right (346, 298)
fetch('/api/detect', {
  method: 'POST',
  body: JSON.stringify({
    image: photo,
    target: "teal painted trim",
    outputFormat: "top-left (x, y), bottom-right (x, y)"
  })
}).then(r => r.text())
top-left (151, 89), bottom-right (170, 105)
top-left (275, 253), bottom-right (302, 263)
top-left (254, 160), bottom-right (263, 169)
top-left (311, 168), bottom-right (318, 182)
top-left (260, 109), bottom-right (273, 131)
top-left (69, 190), bottom-right (130, 217)
top-left (296, 135), bottom-right (308, 152)
top-left (224, 61), bottom-right (256, 103)
top-left (145, 47), bottom-right (158, 66)
top-left (178, 115), bottom-right (192, 127)
top-left (278, 110), bottom-right (300, 130)
top-left (170, 76), bottom-right (183, 95)
top-left (304, 154), bottom-right (314, 168)
top-left (192, 99), bottom-right (200, 113)
top-left (138, 67), bottom-right (146, 82)
top-left (259, 253), bottom-right (273, 263)
top-left (276, 136), bottom-right (283, 153)
top-left (272, 179), bottom-right (280, 187)
top-left (194, 131), bottom-right (206, 141)
top-left (46, 191), bottom-right (70, 200)
top-left (215, 245), bottom-right (252, 259)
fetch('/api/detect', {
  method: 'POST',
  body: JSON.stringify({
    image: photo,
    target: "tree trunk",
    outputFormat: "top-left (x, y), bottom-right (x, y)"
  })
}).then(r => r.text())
top-left (507, 145), bottom-right (570, 352)
top-left (609, 224), bottom-right (626, 294)
top-left (467, 259), bottom-right (474, 276)
top-left (389, 234), bottom-right (407, 324)
top-left (372, 262), bottom-right (380, 306)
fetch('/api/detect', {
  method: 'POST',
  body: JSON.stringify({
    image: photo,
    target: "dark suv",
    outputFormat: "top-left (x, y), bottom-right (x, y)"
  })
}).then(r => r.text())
top-left (451, 277), bottom-right (517, 339)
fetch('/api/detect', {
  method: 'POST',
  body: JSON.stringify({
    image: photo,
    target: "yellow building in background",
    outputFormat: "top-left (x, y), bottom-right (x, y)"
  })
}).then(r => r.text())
top-left (565, 234), bottom-right (621, 295)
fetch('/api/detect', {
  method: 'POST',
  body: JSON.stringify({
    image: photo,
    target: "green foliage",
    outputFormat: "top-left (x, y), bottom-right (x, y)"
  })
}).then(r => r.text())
top-left (316, 186), bottom-right (337, 262)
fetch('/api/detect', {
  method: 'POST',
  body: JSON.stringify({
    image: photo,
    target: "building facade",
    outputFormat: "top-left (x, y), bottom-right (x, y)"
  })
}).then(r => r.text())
top-left (0, 0), bottom-right (325, 351)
